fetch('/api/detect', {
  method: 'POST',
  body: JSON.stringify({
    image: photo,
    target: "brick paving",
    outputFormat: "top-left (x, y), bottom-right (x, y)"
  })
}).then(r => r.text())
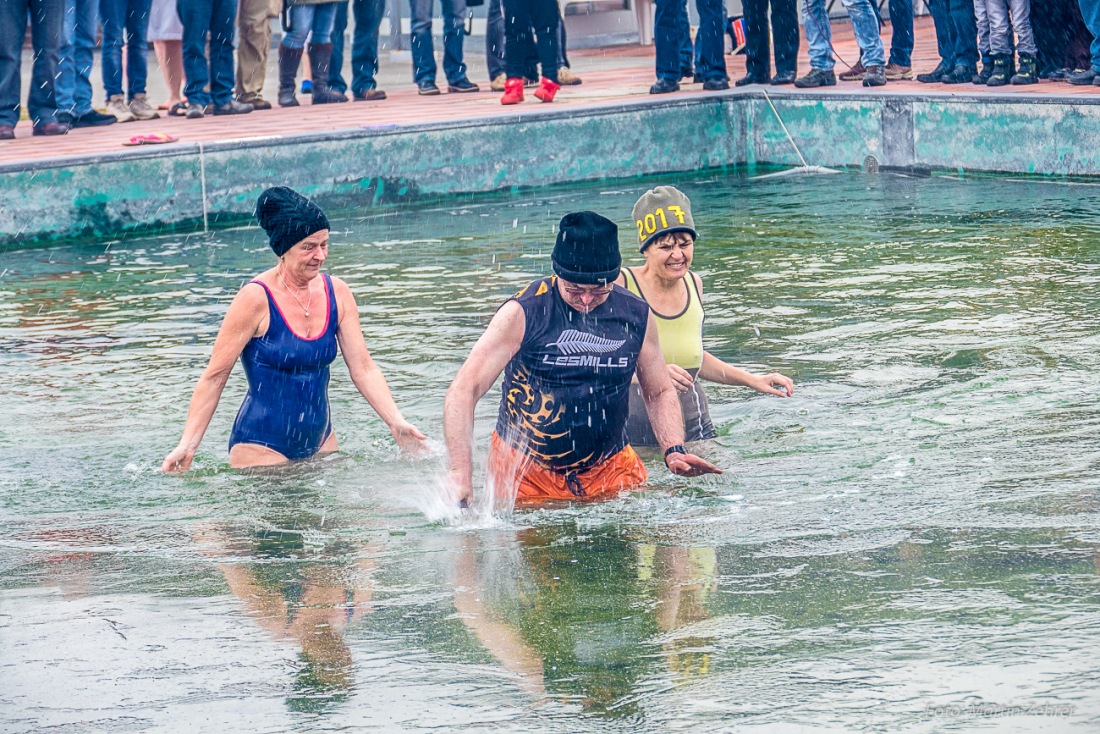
top-left (3, 16), bottom-right (1097, 168)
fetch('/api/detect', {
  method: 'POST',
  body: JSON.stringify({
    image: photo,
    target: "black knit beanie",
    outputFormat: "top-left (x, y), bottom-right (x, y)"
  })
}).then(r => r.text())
top-left (255, 186), bottom-right (330, 257)
top-left (552, 211), bottom-right (621, 285)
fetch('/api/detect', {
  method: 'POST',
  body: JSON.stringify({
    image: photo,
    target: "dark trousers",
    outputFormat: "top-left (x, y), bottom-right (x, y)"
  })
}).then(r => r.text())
top-left (742, 0), bottom-right (799, 77)
top-left (331, 0), bottom-right (386, 93)
top-left (0, 0), bottom-right (64, 127)
top-left (100, 0), bottom-right (153, 98)
top-left (503, 0), bottom-right (559, 81)
top-left (1033, 0), bottom-right (1090, 71)
top-left (655, 0), bottom-right (727, 81)
top-left (887, 0), bottom-right (913, 66)
top-left (178, 0), bottom-right (238, 107)
top-left (927, 0), bottom-right (978, 67)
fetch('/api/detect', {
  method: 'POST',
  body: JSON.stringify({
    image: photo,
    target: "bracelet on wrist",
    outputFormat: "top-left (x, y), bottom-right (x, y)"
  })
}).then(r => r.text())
top-left (663, 444), bottom-right (687, 465)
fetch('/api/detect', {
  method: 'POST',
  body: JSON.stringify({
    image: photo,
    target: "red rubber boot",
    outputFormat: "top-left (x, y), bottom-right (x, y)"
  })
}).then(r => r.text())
top-left (534, 77), bottom-right (561, 103)
top-left (500, 78), bottom-right (525, 105)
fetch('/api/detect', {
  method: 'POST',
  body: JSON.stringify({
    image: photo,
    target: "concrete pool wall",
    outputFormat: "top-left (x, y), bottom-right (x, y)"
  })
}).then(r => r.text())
top-left (4, 90), bottom-right (1099, 250)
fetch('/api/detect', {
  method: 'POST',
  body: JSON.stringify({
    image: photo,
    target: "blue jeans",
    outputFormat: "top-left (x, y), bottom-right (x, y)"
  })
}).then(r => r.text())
top-left (57, 0), bottom-right (98, 114)
top-left (0, 0), bottom-right (64, 127)
top-left (331, 0), bottom-right (385, 92)
top-left (282, 2), bottom-right (338, 48)
top-left (927, 0), bottom-right (977, 66)
top-left (887, 0), bottom-right (913, 66)
top-left (410, 0), bottom-right (468, 84)
top-left (1082, 0), bottom-right (1100, 70)
top-left (101, 0), bottom-right (153, 98)
top-left (654, 0), bottom-right (727, 81)
top-left (178, 0), bottom-right (237, 106)
top-left (803, 0), bottom-right (884, 69)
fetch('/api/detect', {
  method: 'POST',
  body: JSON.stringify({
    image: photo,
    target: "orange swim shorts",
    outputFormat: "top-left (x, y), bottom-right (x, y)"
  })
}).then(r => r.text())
top-left (488, 431), bottom-right (648, 502)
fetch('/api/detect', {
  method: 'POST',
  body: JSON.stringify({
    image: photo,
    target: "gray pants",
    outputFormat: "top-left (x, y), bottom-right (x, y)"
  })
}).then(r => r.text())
top-left (985, 0), bottom-right (1036, 55)
top-left (974, 0), bottom-right (989, 55)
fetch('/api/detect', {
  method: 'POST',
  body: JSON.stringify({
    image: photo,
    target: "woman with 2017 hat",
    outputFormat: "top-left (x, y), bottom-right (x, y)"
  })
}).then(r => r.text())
top-left (617, 186), bottom-right (795, 446)
top-left (162, 186), bottom-right (427, 472)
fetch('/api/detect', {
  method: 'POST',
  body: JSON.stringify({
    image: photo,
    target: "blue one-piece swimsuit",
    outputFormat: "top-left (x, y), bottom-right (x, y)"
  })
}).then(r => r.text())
top-left (229, 273), bottom-right (339, 460)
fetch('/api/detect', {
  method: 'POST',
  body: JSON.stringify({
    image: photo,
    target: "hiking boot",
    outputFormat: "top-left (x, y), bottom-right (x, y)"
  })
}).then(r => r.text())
top-left (490, 72), bottom-right (506, 91)
top-left (279, 46), bottom-right (304, 106)
top-left (973, 59), bottom-right (994, 84)
top-left (986, 55), bottom-right (1011, 86)
top-left (500, 77), bottom-right (524, 104)
top-left (1068, 68), bottom-right (1098, 85)
top-left (839, 60), bottom-right (865, 81)
top-left (884, 62), bottom-right (912, 80)
top-left (558, 67), bottom-right (582, 85)
top-left (941, 63), bottom-right (977, 84)
top-left (533, 77), bottom-right (560, 102)
top-left (417, 80), bottom-right (441, 95)
top-left (1011, 53), bottom-right (1039, 85)
top-left (105, 94), bottom-right (136, 123)
top-left (211, 99), bottom-right (253, 115)
top-left (354, 88), bottom-right (387, 101)
top-left (71, 109), bottom-right (117, 127)
top-left (649, 77), bottom-right (680, 94)
top-left (917, 60), bottom-right (952, 83)
top-left (308, 43), bottom-right (348, 103)
top-left (185, 104), bottom-right (206, 119)
top-left (794, 68), bottom-right (836, 88)
top-left (862, 65), bottom-right (886, 86)
top-left (128, 93), bottom-right (159, 120)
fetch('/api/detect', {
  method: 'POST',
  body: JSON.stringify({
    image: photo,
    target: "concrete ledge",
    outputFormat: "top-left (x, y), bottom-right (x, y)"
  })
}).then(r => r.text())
top-left (4, 90), bottom-right (1100, 250)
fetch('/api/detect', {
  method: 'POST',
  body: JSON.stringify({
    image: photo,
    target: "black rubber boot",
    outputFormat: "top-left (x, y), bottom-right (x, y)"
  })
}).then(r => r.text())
top-left (308, 43), bottom-right (348, 104)
top-left (1011, 53), bottom-right (1039, 85)
top-left (986, 55), bottom-right (1011, 86)
top-left (972, 58), bottom-right (994, 84)
top-left (279, 46), bottom-right (303, 107)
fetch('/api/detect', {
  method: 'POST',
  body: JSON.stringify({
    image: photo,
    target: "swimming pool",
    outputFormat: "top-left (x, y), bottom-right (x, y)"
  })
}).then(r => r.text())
top-left (1, 171), bottom-right (1097, 731)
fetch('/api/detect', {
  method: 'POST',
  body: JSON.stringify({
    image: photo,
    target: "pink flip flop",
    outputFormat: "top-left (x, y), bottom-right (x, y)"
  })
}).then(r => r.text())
top-left (123, 133), bottom-right (179, 146)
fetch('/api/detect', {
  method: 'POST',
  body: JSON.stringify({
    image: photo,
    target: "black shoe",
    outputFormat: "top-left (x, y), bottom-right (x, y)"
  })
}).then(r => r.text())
top-left (769, 70), bottom-right (796, 85)
top-left (986, 55), bottom-right (1011, 86)
top-left (1068, 68), bottom-right (1098, 85)
top-left (794, 68), bottom-right (836, 88)
top-left (0, 125), bottom-right (14, 140)
top-left (33, 121), bottom-right (70, 136)
top-left (72, 109), bottom-right (117, 127)
top-left (447, 78), bottom-right (480, 93)
top-left (917, 60), bottom-right (952, 83)
top-left (649, 77), bottom-right (680, 94)
top-left (972, 60), bottom-right (994, 84)
top-left (417, 80), bottom-right (441, 95)
top-left (1046, 67), bottom-right (1071, 81)
top-left (703, 78), bottom-right (730, 91)
top-left (1011, 54), bottom-right (1038, 85)
top-left (941, 63), bottom-right (977, 84)
top-left (354, 88), bottom-right (387, 101)
top-left (735, 73), bottom-right (767, 86)
top-left (862, 65), bottom-right (886, 86)
top-left (212, 99), bottom-right (253, 115)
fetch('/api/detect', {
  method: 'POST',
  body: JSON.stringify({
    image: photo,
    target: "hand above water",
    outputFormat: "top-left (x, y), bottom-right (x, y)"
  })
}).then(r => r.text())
top-left (665, 451), bottom-right (723, 477)
top-left (390, 418), bottom-right (430, 457)
top-left (750, 372), bottom-right (795, 398)
top-left (161, 445), bottom-right (195, 473)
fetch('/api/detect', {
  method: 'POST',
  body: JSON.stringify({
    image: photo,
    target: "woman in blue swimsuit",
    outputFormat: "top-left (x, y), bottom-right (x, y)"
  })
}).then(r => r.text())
top-left (162, 186), bottom-right (427, 471)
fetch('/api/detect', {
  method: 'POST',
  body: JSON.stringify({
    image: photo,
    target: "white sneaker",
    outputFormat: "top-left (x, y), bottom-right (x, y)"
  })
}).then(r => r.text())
top-left (128, 93), bottom-right (160, 120)
top-left (105, 94), bottom-right (136, 123)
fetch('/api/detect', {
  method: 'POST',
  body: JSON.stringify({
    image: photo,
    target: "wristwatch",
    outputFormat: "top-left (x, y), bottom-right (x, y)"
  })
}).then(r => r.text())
top-left (663, 444), bottom-right (687, 466)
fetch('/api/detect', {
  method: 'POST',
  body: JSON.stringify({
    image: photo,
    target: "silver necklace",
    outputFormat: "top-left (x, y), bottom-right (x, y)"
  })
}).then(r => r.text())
top-left (278, 272), bottom-right (313, 319)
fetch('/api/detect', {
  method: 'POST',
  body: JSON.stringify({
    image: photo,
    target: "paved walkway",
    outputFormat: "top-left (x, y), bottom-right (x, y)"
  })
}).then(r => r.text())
top-left (4, 16), bottom-right (1098, 167)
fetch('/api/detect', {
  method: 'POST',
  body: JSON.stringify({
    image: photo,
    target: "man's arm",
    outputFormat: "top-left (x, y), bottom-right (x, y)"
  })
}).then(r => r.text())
top-left (635, 314), bottom-right (722, 477)
top-left (443, 300), bottom-right (527, 505)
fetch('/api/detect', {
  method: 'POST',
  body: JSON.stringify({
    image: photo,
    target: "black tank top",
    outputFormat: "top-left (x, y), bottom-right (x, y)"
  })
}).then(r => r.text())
top-left (495, 276), bottom-right (650, 473)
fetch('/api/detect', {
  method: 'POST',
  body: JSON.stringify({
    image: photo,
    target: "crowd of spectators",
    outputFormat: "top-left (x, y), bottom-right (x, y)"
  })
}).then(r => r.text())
top-left (0, 0), bottom-right (1096, 138)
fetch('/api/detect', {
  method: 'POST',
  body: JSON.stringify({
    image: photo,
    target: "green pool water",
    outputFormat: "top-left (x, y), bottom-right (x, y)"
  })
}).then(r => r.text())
top-left (1, 171), bottom-right (1098, 732)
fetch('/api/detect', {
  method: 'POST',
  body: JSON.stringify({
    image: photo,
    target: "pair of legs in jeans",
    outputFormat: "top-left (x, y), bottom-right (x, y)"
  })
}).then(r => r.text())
top-left (178, 0), bottom-right (238, 108)
top-left (411, 0), bottom-right (471, 86)
top-left (101, 0), bottom-right (153, 102)
top-left (653, 0), bottom-right (728, 84)
top-left (57, 0), bottom-right (98, 118)
top-left (925, 0), bottom-right (978, 73)
top-left (741, 0), bottom-right (799, 81)
top-left (0, 0), bottom-right (64, 132)
top-left (802, 0), bottom-right (885, 73)
top-left (331, 0), bottom-right (386, 96)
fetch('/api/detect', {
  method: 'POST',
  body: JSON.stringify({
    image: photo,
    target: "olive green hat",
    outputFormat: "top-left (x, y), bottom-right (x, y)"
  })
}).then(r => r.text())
top-left (631, 186), bottom-right (697, 252)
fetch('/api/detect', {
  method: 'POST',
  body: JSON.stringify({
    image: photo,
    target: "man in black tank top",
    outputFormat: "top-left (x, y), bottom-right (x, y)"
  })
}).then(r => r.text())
top-left (443, 211), bottom-right (721, 507)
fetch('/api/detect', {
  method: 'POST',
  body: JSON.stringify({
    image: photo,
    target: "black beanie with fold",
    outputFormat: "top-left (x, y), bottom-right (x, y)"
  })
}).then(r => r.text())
top-left (255, 186), bottom-right (330, 256)
top-left (552, 211), bottom-right (621, 285)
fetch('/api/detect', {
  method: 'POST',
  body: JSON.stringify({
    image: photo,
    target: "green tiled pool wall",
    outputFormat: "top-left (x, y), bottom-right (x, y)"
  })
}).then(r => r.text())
top-left (4, 93), bottom-right (1098, 249)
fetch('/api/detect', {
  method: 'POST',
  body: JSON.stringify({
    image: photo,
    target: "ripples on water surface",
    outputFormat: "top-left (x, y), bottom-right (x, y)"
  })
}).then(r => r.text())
top-left (1, 173), bottom-right (1098, 732)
